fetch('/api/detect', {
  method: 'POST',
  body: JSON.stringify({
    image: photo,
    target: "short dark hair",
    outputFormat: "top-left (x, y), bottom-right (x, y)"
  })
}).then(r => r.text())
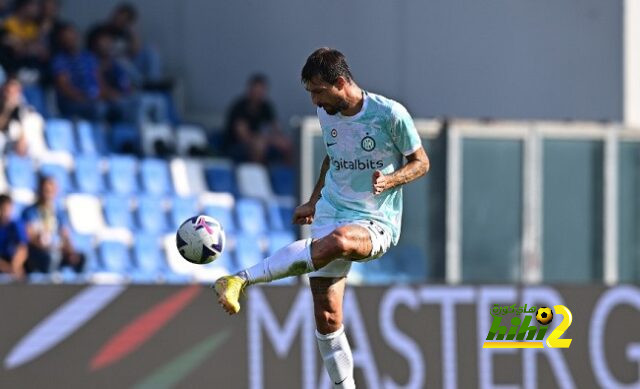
top-left (0, 194), bottom-right (12, 206)
top-left (248, 73), bottom-right (268, 86)
top-left (114, 3), bottom-right (138, 21)
top-left (301, 48), bottom-right (353, 85)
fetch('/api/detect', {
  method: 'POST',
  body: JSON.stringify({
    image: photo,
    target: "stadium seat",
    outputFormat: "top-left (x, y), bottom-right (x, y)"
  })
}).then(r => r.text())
top-left (140, 158), bottom-right (172, 195)
top-left (66, 194), bottom-right (106, 234)
top-left (237, 163), bottom-right (274, 201)
top-left (204, 204), bottom-right (236, 233)
top-left (137, 195), bottom-right (169, 233)
top-left (22, 85), bottom-right (48, 117)
top-left (74, 155), bottom-right (104, 194)
top-left (75, 121), bottom-right (98, 155)
top-left (138, 93), bottom-right (169, 124)
top-left (103, 195), bottom-right (135, 229)
top-left (111, 123), bottom-right (140, 154)
top-left (6, 155), bottom-right (36, 190)
top-left (171, 196), bottom-right (199, 229)
top-left (176, 124), bottom-right (208, 156)
top-left (39, 163), bottom-right (71, 193)
top-left (107, 156), bottom-right (138, 194)
top-left (236, 198), bottom-right (267, 235)
top-left (131, 233), bottom-right (166, 282)
top-left (267, 231), bottom-right (296, 256)
top-left (99, 240), bottom-right (132, 274)
top-left (204, 160), bottom-right (237, 194)
top-left (200, 192), bottom-right (236, 233)
top-left (141, 123), bottom-right (174, 156)
top-left (269, 165), bottom-right (296, 197)
top-left (234, 233), bottom-right (263, 269)
top-left (71, 233), bottom-right (99, 273)
top-left (170, 158), bottom-right (208, 196)
top-left (45, 118), bottom-right (76, 152)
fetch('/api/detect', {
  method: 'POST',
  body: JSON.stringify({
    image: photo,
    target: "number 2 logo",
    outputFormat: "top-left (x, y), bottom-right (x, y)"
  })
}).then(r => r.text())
top-left (546, 305), bottom-right (573, 348)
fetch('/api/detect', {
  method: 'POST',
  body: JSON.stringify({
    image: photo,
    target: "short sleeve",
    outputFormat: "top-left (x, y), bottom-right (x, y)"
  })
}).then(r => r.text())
top-left (15, 221), bottom-right (27, 244)
top-left (21, 205), bottom-right (37, 224)
top-left (390, 103), bottom-right (422, 156)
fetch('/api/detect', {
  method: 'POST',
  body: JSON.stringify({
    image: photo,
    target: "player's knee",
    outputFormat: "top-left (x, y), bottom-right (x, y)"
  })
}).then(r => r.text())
top-left (314, 309), bottom-right (341, 333)
top-left (328, 228), bottom-right (352, 257)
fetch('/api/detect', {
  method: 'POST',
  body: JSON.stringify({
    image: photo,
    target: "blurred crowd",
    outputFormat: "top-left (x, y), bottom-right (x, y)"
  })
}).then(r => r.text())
top-left (0, 0), bottom-right (294, 164)
top-left (0, 176), bottom-right (82, 280)
top-left (0, 1), bottom-right (295, 279)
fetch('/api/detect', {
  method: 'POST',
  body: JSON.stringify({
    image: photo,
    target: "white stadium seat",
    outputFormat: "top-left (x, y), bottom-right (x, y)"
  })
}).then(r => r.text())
top-left (176, 124), bottom-right (208, 156)
top-left (236, 163), bottom-right (274, 201)
top-left (66, 194), bottom-right (106, 235)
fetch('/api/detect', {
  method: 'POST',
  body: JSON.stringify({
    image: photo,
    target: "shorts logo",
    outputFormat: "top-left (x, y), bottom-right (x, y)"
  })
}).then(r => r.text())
top-left (361, 135), bottom-right (375, 152)
top-left (331, 128), bottom-right (338, 138)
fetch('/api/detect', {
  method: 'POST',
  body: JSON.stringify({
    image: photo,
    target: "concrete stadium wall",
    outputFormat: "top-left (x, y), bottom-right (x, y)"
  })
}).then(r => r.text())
top-left (60, 0), bottom-right (623, 123)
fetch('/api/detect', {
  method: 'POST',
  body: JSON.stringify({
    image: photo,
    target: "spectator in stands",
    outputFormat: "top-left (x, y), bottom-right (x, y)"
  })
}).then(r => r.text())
top-left (224, 74), bottom-right (293, 164)
top-left (22, 175), bottom-right (83, 273)
top-left (0, 77), bottom-right (32, 155)
top-left (88, 3), bottom-right (162, 87)
top-left (0, 0), bottom-right (49, 84)
top-left (52, 23), bottom-right (134, 122)
top-left (38, 0), bottom-right (65, 56)
top-left (0, 194), bottom-right (28, 280)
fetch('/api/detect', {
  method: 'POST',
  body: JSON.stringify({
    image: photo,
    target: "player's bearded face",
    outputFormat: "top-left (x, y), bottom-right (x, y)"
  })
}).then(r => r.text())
top-left (320, 95), bottom-right (349, 115)
top-left (305, 78), bottom-right (349, 115)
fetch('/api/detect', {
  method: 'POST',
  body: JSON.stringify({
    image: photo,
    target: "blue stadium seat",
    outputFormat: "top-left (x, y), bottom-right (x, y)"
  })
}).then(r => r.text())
top-left (137, 195), bottom-right (169, 233)
top-left (204, 204), bottom-right (236, 233)
top-left (74, 155), bottom-right (104, 194)
top-left (132, 233), bottom-right (165, 280)
top-left (111, 123), bottom-right (140, 154)
top-left (267, 202), bottom-right (291, 231)
top-left (171, 196), bottom-right (198, 229)
top-left (235, 233), bottom-right (263, 269)
top-left (40, 163), bottom-right (71, 193)
top-left (236, 198), bottom-right (267, 235)
top-left (103, 195), bottom-right (134, 229)
top-left (205, 164), bottom-right (236, 194)
top-left (267, 231), bottom-right (296, 256)
top-left (71, 233), bottom-right (98, 273)
top-left (108, 156), bottom-right (138, 194)
top-left (22, 85), bottom-right (48, 117)
top-left (140, 158), bottom-right (172, 195)
top-left (99, 241), bottom-right (132, 274)
top-left (75, 121), bottom-right (98, 155)
top-left (45, 118), bottom-right (76, 152)
top-left (6, 155), bottom-right (36, 190)
top-left (269, 165), bottom-right (295, 197)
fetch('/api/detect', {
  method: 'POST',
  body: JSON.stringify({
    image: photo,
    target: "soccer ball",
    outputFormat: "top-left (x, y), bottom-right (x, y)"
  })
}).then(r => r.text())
top-left (536, 307), bottom-right (553, 325)
top-left (176, 215), bottom-right (225, 264)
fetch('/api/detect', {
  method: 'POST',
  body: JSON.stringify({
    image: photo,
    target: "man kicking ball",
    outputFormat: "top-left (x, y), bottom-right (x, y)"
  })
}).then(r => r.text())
top-left (214, 47), bottom-right (430, 388)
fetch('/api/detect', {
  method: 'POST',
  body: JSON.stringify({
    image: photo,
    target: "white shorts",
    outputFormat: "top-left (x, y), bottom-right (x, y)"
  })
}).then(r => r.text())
top-left (308, 219), bottom-right (392, 278)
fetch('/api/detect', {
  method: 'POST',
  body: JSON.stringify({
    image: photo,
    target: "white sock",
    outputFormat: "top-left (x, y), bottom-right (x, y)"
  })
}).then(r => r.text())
top-left (241, 238), bottom-right (314, 284)
top-left (316, 326), bottom-right (355, 389)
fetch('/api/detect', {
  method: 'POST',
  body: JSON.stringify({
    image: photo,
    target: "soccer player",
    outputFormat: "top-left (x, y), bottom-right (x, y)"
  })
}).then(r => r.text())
top-left (214, 47), bottom-right (429, 388)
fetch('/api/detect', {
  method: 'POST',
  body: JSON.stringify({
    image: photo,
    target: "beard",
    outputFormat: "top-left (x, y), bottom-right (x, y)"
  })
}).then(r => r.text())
top-left (322, 98), bottom-right (349, 115)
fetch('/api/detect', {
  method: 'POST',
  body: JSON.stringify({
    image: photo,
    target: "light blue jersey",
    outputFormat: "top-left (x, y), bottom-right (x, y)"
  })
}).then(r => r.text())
top-left (314, 91), bottom-right (422, 245)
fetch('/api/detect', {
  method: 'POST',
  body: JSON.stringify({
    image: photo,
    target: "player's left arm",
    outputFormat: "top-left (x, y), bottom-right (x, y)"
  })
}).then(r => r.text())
top-left (372, 147), bottom-right (429, 194)
top-left (372, 104), bottom-right (430, 194)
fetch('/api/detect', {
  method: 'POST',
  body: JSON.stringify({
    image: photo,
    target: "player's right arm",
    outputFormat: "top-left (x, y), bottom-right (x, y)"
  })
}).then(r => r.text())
top-left (293, 155), bottom-right (330, 225)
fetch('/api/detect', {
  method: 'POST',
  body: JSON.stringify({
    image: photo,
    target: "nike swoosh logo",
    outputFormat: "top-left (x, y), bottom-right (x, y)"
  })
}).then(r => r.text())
top-left (326, 142), bottom-right (337, 147)
top-left (335, 377), bottom-right (348, 385)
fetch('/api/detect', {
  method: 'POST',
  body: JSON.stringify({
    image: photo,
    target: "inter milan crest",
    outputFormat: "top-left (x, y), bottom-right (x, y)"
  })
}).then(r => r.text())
top-left (331, 128), bottom-right (338, 138)
top-left (361, 134), bottom-right (376, 151)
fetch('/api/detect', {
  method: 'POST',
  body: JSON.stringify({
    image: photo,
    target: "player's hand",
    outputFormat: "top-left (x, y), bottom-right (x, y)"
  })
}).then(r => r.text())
top-left (292, 202), bottom-right (316, 225)
top-left (372, 170), bottom-right (389, 195)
